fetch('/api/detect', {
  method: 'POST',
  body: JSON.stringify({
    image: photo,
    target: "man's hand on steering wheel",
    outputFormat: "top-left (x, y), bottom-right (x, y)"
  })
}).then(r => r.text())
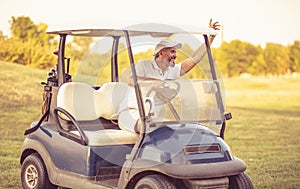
top-left (146, 81), bottom-right (180, 104)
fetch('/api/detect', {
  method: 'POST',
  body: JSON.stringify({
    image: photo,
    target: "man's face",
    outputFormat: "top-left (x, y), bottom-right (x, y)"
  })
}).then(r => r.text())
top-left (161, 47), bottom-right (177, 66)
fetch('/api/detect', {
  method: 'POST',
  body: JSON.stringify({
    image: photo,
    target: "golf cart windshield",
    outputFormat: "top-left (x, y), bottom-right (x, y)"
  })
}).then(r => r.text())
top-left (138, 79), bottom-right (224, 131)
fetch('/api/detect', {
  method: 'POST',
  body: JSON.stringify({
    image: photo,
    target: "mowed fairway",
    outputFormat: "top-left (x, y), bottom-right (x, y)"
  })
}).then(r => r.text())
top-left (224, 77), bottom-right (300, 188)
top-left (0, 61), bottom-right (299, 188)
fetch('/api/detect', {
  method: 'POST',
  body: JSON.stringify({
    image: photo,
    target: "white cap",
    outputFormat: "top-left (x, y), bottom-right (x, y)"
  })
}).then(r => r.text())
top-left (154, 40), bottom-right (182, 56)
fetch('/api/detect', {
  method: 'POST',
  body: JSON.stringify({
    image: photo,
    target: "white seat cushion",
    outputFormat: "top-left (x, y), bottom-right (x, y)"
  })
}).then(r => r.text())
top-left (96, 82), bottom-right (129, 120)
top-left (57, 82), bottom-right (129, 121)
top-left (57, 82), bottom-right (102, 121)
top-left (85, 129), bottom-right (139, 146)
top-left (71, 129), bottom-right (139, 146)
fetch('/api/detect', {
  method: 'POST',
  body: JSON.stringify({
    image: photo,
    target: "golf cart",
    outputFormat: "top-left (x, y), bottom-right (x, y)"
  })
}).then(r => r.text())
top-left (20, 23), bottom-right (253, 189)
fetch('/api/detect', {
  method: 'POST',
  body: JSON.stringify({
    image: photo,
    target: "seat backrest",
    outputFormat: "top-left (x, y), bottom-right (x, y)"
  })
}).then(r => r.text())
top-left (57, 82), bottom-right (102, 121)
top-left (57, 82), bottom-right (129, 121)
top-left (96, 82), bottom-right (129, 120)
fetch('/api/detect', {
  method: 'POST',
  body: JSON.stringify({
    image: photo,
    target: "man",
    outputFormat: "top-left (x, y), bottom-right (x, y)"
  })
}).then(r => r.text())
top-left (118, 19), bottom-right (220, 133)
top-left (135, 19), bottom-right (220, 80)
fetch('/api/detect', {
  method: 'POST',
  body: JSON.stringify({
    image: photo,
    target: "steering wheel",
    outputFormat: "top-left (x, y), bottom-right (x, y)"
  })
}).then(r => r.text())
top-left (146, 81), bottom-right (180, 104)
top-left (145, 81), bottom-right (181, 121)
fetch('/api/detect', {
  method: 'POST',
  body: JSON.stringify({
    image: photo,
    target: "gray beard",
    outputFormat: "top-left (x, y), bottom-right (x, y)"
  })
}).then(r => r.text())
top-left (168, 59), bottom-right (175, 67)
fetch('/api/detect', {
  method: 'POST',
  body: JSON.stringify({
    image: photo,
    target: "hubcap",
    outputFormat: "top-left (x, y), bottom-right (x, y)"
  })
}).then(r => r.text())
top-left (25, 165), bottom-right (38, 188)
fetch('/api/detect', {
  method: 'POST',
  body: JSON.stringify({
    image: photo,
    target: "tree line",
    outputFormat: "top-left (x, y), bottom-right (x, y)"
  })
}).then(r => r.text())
top-left (0, 16), bottom-right (300, 77)
top-left (213, 40), bottom-right (300, 77)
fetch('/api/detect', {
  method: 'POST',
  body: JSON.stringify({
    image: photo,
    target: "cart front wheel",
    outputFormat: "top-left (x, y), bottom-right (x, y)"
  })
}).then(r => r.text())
top-left (134, 174), bottom-right (176, 189)
top-left (229, 172), bottom-right (254, 189)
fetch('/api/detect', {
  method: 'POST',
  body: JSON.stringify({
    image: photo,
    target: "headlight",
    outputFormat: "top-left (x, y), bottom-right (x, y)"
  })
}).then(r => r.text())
top-left (184, 144), bottom-right (221, 155)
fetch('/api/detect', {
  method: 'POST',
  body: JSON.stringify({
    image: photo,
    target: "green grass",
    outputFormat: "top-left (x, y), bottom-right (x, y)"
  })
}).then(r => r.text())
top-left (0, 61), bottom-right (299, 188)
top-left (224, 77), bottom-right (300, 188)
top-left (0, 61), bottom-right (46, 189)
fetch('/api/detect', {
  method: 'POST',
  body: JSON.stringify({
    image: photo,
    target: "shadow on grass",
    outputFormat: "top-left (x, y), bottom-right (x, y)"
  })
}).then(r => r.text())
top-left (227, 106), bottom-right (300, 118)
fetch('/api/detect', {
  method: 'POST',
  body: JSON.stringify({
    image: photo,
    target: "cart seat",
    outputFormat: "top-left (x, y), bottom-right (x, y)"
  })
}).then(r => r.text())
top-left (57, 82), bottom-right (102, 120)
top-left (57, 82), bottom-right (139, 146)
top-left (71, 129), bottom-right (139, 146)
top-left (96, 81), bottom-right (129, 120)
top-left (57, 82), bottom-right (129, 121)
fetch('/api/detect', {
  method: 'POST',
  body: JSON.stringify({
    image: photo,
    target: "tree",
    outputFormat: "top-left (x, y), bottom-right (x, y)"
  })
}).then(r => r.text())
top-left (215, 40), bottom-right (260, 77)
top-left (289, 40), bottom-right (300, 72)
top-left (10, 16), bottom-right (36, 41)
top-left (71, 36), bottom-right (94, 61)
top-left (247, 45), bottom-right (268, 75)
top-left (0, 31), bottom-right (7, 43)
top-left (263, 43), bottom-right (289, 75)
top-left (0, 16), bottom-right (57, 69)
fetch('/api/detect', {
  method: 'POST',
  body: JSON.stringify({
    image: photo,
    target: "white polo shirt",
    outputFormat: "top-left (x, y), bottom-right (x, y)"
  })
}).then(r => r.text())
top-left (135, 60), bottom-right (182, 80)
top-left (118, 60), bottom-right (182, 133)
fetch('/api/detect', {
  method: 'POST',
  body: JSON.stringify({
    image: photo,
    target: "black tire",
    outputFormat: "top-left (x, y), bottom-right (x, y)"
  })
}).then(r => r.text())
top-left (229, 172), bottom-right (254, 189)
top-left (134, 174), bottom-right (176, 189)
top-left (21, 153), bottom-right (57, 189)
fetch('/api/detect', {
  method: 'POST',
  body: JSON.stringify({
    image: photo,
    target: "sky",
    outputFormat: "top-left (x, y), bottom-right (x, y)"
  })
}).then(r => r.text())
top-left (0, 0), bottom-right (299, 47)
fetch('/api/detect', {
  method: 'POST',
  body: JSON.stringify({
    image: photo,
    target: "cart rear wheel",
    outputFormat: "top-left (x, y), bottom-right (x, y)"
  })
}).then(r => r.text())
top-left (134, 174), bottom-right (176, 189)
top-left (21, 153), bottom-right (57, 189)
top-left (229, 172), bottom-right (254, 189)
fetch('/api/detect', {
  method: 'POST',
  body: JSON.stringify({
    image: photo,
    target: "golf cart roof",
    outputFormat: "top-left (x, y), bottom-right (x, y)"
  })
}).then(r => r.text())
top-left (46, 23), bottom-right (218, 37)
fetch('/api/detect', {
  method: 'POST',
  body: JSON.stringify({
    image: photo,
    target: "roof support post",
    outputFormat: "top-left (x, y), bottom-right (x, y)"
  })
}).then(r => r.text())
top-left (111, 36), bottom-right (120, 82)
top-left (123, 30), bottom-right (147, 161)
top-left (204, 34), bottom-right (226, 138)
top-left (57, 34), bottom-right (67, 86)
